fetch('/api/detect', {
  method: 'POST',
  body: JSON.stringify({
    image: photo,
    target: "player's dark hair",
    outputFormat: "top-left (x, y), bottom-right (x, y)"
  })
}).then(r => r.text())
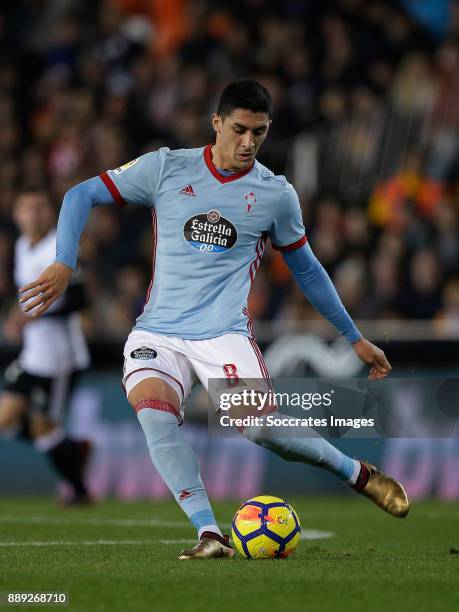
top-left (217, 80), bottom-right (273, 119)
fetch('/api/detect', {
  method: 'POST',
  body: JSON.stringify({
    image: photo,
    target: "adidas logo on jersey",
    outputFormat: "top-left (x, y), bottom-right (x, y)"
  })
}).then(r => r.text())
top-left (179, 185), bottom-right (196, 197)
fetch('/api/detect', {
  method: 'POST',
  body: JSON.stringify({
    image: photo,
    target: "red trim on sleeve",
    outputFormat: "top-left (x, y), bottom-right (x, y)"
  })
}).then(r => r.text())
top-left (272, 234), bottom-right (308, 252)
top-left (203, 144), bottom-right (254, 184)
top-left (99, 172), bottom-right (126, 207)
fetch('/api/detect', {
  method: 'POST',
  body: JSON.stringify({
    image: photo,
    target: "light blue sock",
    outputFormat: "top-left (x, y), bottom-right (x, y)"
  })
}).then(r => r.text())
top-left (243, 415), bottom-right (360, 484)
top-left (137, 408), bottom-right (222, 537)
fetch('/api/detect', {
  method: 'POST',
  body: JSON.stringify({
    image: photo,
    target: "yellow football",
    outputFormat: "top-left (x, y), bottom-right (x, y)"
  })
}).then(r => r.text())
top-left (232, 495), bottom-right (301, 559)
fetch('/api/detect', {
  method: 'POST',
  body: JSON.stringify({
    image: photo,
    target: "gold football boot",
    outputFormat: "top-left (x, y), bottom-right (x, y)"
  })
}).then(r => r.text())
top-left (178, 532), bottom-right (235, 560)
top-left (355, 461), bottom-right (410, 518)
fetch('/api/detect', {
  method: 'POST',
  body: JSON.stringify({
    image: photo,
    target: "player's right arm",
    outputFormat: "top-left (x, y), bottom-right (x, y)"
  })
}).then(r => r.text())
top-left (19, 150), bottom-right (166, 317)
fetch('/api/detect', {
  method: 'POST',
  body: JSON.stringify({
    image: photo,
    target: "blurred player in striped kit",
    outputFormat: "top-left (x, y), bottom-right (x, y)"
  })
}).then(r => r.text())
top-left (20, 80), bottom-right (409, 556)
top-left (0, 190), bottom-right (91, 505)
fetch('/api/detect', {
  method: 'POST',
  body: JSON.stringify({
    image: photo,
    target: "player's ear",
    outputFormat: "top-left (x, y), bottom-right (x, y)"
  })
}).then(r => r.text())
top-left (212, 113), bottom-right (222, 134)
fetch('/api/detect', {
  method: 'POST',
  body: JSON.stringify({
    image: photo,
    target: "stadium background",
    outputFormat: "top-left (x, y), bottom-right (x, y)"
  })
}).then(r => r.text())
top-left (0, 0), bottom-right (458, 501)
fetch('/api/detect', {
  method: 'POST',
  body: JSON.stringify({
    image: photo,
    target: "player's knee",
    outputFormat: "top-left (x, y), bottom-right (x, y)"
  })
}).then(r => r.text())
top-left (242, 424), bottom-right (289, 455)
top-left (128, 378), bottom-right (180, 412)
top-left (0, 396), bottom-right (25, 430)
top-left (0, 413), bottom-right (15, 431)
top-left (29, 413), bottom-right (56, 439)
top-left (243, 424), bottom-right (273, 448)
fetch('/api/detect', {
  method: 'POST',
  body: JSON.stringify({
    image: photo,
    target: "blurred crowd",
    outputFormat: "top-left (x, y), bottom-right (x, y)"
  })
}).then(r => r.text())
top-left (0, 0), bottom-right (459, 340)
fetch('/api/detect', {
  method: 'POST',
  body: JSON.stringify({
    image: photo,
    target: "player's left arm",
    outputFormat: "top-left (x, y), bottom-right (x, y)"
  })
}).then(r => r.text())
top-left (282, 243), bottom-right (391, 380)
top-left (271, 182), bottom-right (391, 380)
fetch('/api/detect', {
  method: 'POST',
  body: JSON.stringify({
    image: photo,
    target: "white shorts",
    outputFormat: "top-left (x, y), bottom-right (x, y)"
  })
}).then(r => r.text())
top-left (122, 330), bottom-right (272, 420)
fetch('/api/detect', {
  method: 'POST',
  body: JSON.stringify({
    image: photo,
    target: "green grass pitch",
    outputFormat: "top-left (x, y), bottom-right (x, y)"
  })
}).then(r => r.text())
top-left (0, 497), bottom-right (457, 612)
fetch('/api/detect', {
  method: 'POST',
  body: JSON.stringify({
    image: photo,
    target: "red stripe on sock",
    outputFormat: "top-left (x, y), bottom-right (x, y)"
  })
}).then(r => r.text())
top-left (134, 399), bottom-right (182, 423)
top-left (200, 531), bottom-right (232, 548)
top-left (353, 462), bottom-right (370, 491)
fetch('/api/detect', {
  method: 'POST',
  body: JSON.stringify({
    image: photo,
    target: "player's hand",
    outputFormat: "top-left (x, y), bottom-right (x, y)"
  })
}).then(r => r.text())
top-left (18, 262), bottom-right (73, 317)
top-left (352, 337), bottom-right (392, 380)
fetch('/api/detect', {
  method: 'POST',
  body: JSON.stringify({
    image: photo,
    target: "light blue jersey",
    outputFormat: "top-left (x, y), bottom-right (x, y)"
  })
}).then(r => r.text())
top-left (99, 145), bottom-right (307, 340)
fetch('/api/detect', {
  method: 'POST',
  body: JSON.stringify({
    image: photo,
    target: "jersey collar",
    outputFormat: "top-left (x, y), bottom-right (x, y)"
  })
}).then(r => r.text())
top-left (204, 144), bottom-right (254, 184)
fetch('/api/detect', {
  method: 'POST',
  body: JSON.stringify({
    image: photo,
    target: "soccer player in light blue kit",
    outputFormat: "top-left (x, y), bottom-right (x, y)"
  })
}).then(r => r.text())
top-left (20, 80), bottom-right (409, 559)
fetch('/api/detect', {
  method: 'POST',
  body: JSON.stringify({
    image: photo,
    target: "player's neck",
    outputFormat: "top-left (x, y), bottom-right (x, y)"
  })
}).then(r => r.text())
top-left (210, 145), bottom-right (238, 173)
top-left (26, 230), bottom-right (48, 247)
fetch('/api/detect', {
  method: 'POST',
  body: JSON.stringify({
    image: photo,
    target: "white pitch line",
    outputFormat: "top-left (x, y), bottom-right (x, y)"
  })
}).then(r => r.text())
top-left (159, 539), bottom-right (198, 545)
top-left (0, 515), bottom-right (196, 528)
top-left (0, 516), bottom-right (334, 540)
top-left (0, 539), bottom-right (196, 547)
top-left (301, 529), bottom-right (334, 540)
top-left (0, 534), bottom-right (333, 547)
top-left (0, 540), bottom-right (150, 547)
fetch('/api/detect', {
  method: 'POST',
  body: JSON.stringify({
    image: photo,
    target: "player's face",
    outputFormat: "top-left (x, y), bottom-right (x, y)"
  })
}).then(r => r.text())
top-left (13, 193), bottom-right (54, 240)
top-left (212, 108), bottom-right (271, 170)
